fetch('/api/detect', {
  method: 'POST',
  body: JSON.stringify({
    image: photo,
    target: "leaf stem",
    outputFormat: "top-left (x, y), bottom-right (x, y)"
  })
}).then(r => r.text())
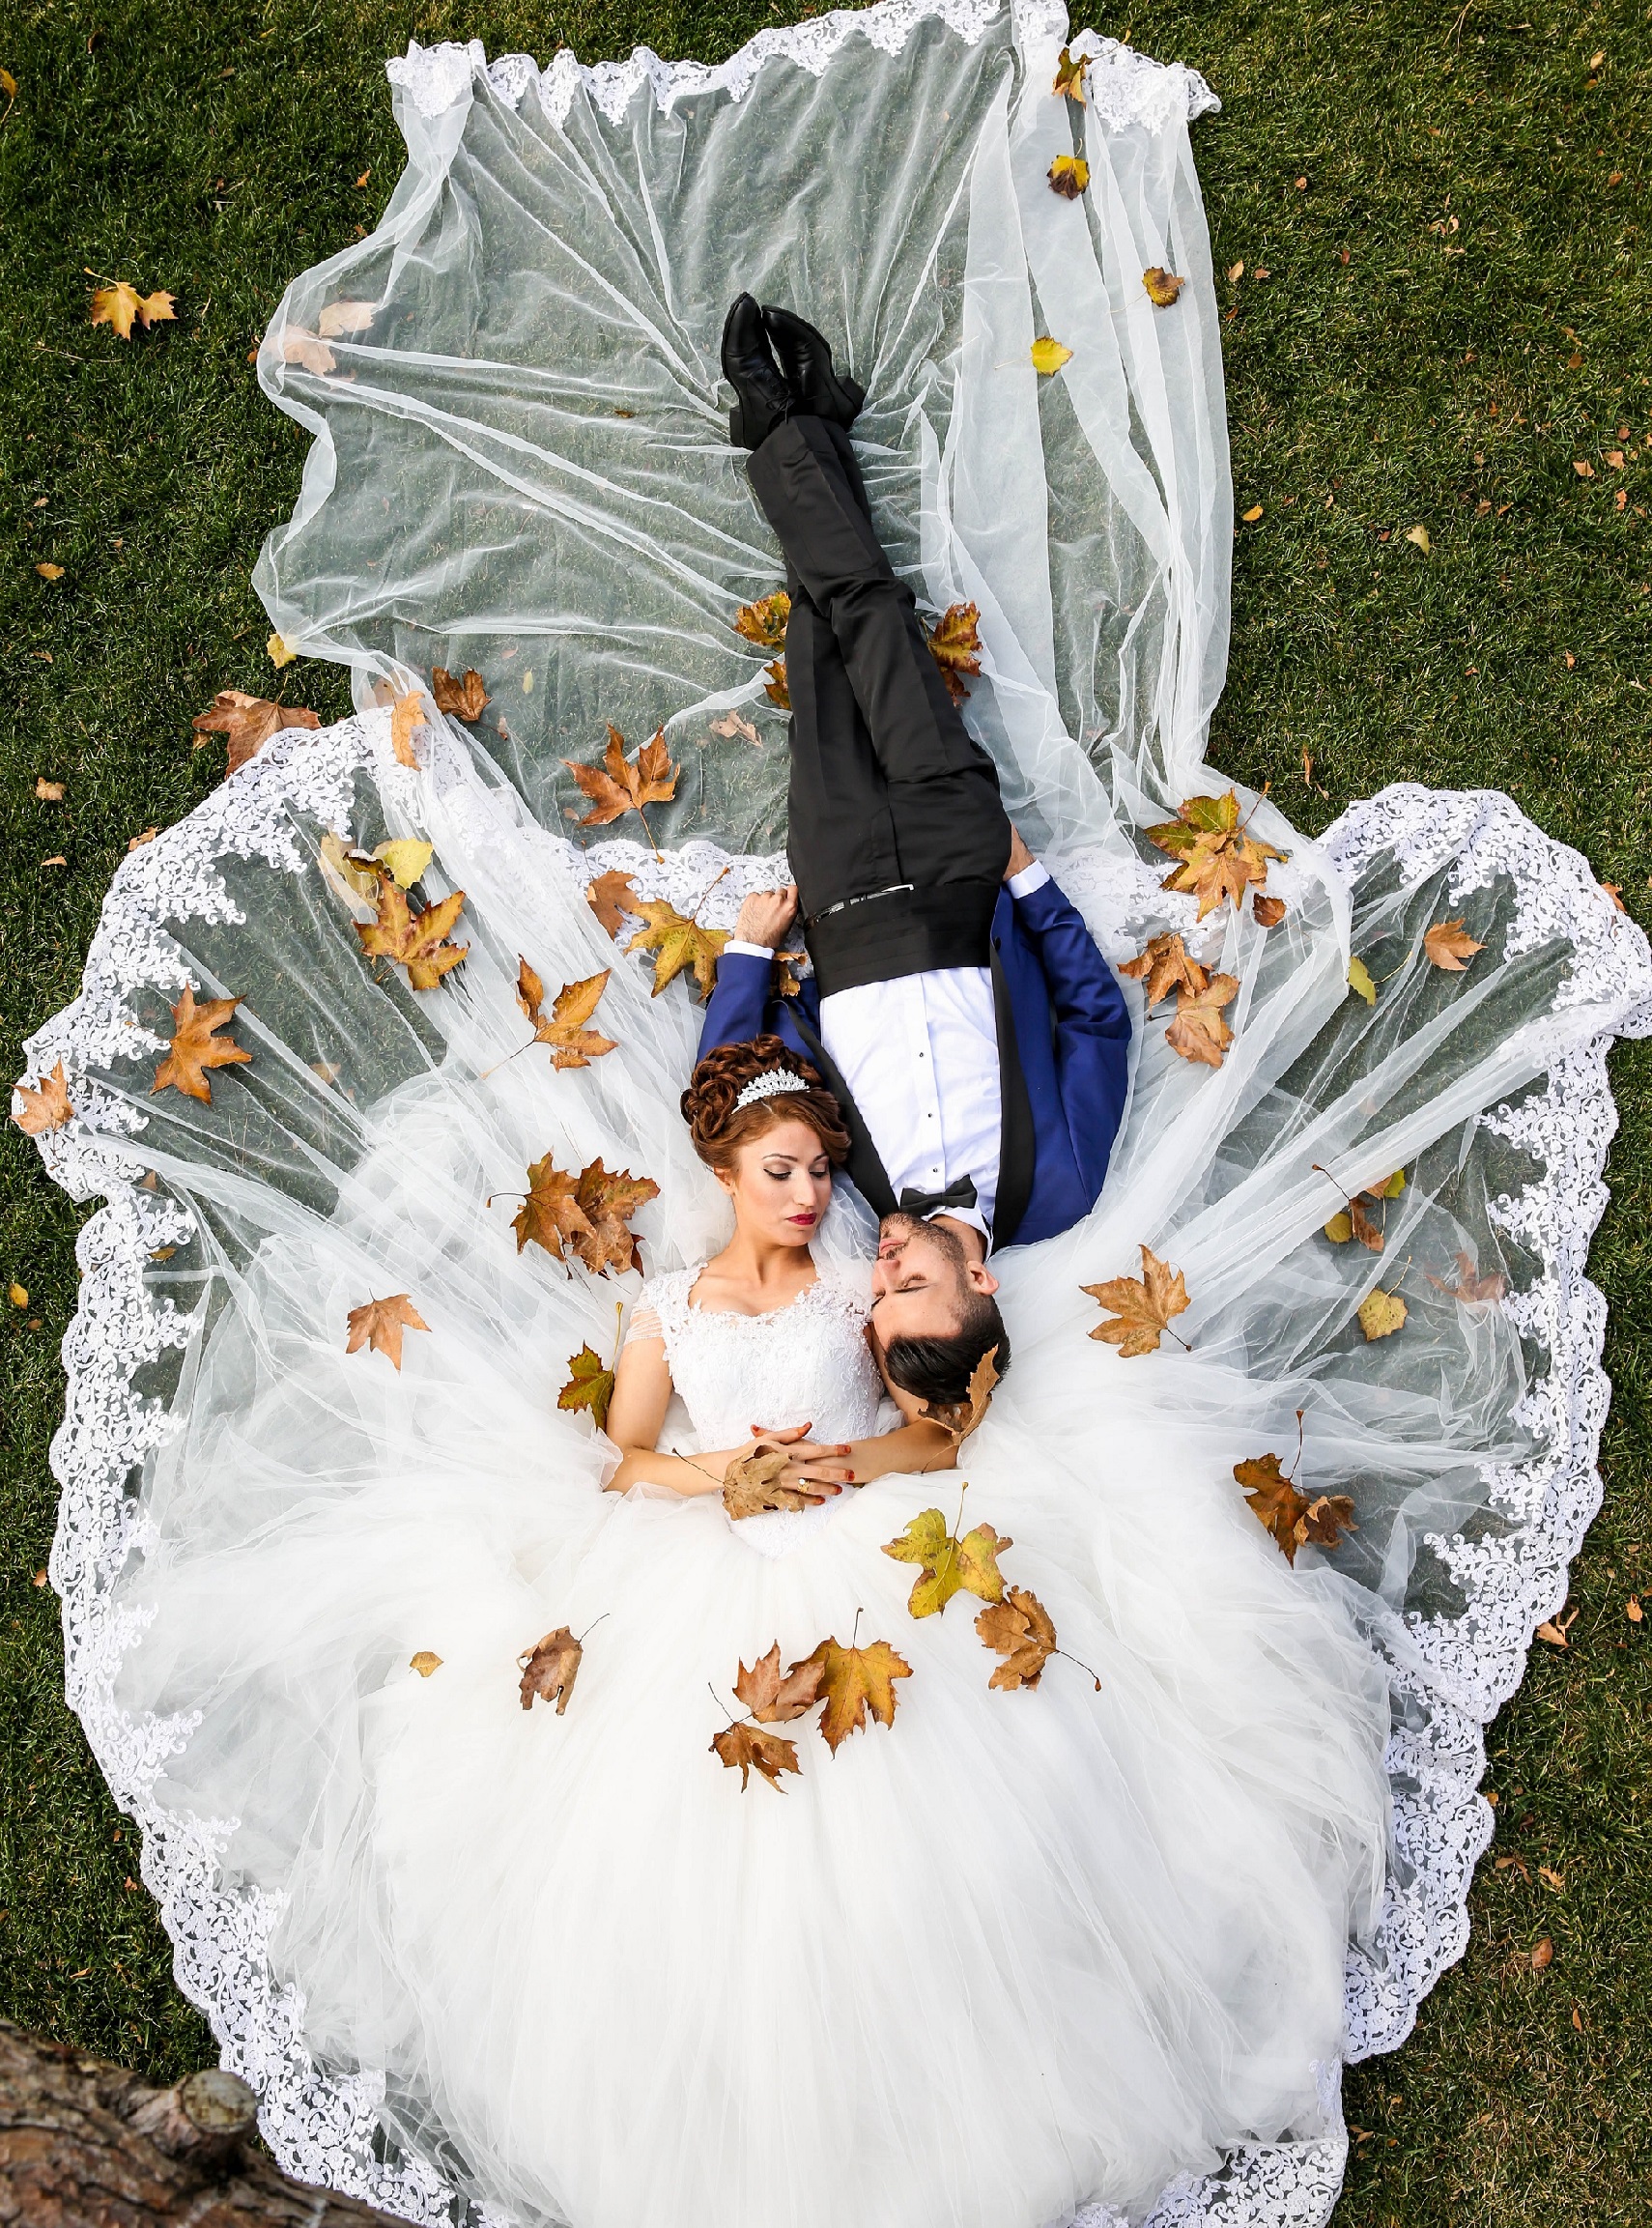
top-left (476, 1038), bottom-right (537, 1083)
top-left (576, 1611), bottom-right (612, 1647)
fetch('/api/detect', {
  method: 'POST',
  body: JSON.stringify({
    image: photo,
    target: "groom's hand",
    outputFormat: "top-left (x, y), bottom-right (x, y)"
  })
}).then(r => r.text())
top-left (750, 1418), bottom-right (855, 1495)
top-left (1003, 824), bottom-right (1036, 881)
top-left (731, 885), bottom-right (798, 950)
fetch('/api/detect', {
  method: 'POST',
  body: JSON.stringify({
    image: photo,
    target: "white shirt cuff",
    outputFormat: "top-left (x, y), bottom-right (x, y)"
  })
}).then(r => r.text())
top-left (723, 939), bottom-right (776, 961)
top-left (1006, 860), bottom-right (1050, 900)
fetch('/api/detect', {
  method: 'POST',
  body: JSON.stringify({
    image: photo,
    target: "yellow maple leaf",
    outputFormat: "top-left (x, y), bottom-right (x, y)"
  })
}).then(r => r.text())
top-left (1082, 1244), bottom-right (1191, 1357)
top-left (800, 1635), bottom-right (913, 1753)
top-left (624, 899), bottom-right (728, 1001)
top-left (91, 282), bottom-right (175, 339)
top-left (355, 881), bottom-right (469, 989)
top-left (882, 1506), bottom-right (1011, 1619)
top-left (515, 958), bottom-right (618, 1069)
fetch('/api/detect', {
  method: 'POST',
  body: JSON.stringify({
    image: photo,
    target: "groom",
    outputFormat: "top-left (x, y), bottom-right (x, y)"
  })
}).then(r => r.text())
top-left (698, 297), bottom-right (1132, 1407)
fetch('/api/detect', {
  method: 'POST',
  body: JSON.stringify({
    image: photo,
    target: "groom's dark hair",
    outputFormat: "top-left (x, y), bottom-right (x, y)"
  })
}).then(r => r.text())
top-left (883, 1289), bottom-right (1011, 1408)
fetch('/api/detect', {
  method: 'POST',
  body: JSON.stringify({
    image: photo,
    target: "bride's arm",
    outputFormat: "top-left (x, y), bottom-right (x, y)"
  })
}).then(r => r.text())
top-left (603, 1336), bottom-right (854, 1499)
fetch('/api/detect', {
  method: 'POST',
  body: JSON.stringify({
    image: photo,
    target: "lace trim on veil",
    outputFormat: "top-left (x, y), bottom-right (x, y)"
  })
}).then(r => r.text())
top-left (22, 707), bottom-right (1648, 2228)
top-left (383, 3), bottom-right (1218, 133)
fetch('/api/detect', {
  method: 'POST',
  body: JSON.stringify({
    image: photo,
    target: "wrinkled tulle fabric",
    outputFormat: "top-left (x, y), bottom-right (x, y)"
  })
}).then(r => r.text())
top-left (22, 6), bottom-right (1652, 2228)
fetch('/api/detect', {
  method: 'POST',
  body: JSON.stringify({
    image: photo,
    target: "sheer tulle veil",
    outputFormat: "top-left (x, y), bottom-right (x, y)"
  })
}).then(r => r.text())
top-left (19, 3), bottom-right (1651, 2225)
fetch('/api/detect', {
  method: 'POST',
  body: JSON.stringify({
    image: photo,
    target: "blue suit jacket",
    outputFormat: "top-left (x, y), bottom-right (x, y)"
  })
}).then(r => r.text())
top-left (697, 874), bottom-right (1132, 1247)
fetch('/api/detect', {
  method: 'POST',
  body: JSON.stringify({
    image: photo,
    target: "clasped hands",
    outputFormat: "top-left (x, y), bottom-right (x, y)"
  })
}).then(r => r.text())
top-left (740, 1420), bottom-right (855, 1501)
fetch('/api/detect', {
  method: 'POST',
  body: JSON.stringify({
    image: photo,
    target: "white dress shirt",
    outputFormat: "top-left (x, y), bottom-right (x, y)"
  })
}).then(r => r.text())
top-left (726, 862), bottom-right (1049, 1247)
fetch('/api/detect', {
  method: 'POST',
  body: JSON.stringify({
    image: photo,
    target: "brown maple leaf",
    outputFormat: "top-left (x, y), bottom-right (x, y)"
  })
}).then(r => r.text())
top-left (1148, 790), bottom-right (1288, 921)
top-left (355, 882), bottom-right (469, 989)
top-left (624, 899), bottom-right (728, 1001)
top-left (564, 725), bottom-right (678, 847)
top-left (1252, 893), bottom-right (1288, 928)
top-left (763, 657), bottom-right (790, 710)
top-left (1427, 1250), bottom-right (1508, 1304)
top-left (1143, 268), bottom-right (1186, 307)
top-left (570, 1158), bottom-right (659, 1275)
top-left (586, 870), bottom-right (639, 938)
top-left (516, 958), bottom-right (617, 1069)
top-left (975, 1586), bottom-right (1058, 1689)
top-left (1082, 1244), bottom-right (1190, 1357)
top-left (431, 667), bottom-right (489, 721)
top-left (772, 950), bottom-right (807, 999)
top-left (1165, 971), bottom-right (1239, 1069)
top-left (926, 603), bottom-right (983, 706)
top-left (191, 689), bottom-right (322, 778)
top-left (13, 1060), bottom-right (71, 1135)
top-left (512, 1156), bottom-right (588, 1264)
top-left (1234, 1452), bottom-right (1356, 1565)
top-left (558, 1342), bottom-right (616, 1430)
top-left (519, 1625), bottom-right (583, 1713)
top-left (882, 1506), bottom-right (1011, 1619)
top-left (732, 1642), bottom-right (826, 1724)
top-left (800, 1635), bottom-right (913, 1753)
top-left (1052, 44), bottom-right (1088, 100)
top-left (151, 985), bottom-right (252, 1104)
top-left (1423, 916), bottom-right (1486, 971)
top-left (91, 282), bottom-right (176, 339)
top-left (1119, 931), bottom-right (1209, 1009)
top-left (723, 1442), bottom-right (820, 1519)
top-left (710, 1718), bottom-right (802, 1791)
top-left (920, 1344), bottom-right (1000, 1444)
top-left (732, 590), bottom-right (791, 648)
top-left (345, 1292), bottom-right (431, 1371)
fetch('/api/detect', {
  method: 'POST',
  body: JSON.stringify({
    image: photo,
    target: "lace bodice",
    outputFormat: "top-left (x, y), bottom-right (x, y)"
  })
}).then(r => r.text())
top-left (627, 1263), bottom-right (887, 1450)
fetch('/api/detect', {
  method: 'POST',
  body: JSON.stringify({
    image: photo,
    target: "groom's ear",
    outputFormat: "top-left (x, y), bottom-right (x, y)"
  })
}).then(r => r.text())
top-left (965, 1260), bottom-right (999, 1299)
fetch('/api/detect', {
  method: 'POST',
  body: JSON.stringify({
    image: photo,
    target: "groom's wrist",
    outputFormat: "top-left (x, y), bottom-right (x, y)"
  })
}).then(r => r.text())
top-left (1006, 859), bottom-right (1049, 900)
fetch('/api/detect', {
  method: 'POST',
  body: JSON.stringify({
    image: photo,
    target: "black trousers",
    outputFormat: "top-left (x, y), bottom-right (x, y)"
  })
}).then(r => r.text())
top-left (746, 414), bottom-right (1011, 997)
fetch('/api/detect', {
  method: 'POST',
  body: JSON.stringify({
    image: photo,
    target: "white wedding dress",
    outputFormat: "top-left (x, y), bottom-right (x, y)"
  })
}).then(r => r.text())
top-left (20, 6), bottom-right (1652, 2227)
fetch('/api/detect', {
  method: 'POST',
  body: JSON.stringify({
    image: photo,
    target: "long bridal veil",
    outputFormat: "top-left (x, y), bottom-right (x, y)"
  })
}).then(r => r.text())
top-left (22, 4), bottom-right (1651, 2225)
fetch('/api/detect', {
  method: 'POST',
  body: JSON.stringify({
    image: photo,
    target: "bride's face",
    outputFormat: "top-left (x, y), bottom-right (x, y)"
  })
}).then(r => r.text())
top-left (718, 1117), bottom-right (834, 1246)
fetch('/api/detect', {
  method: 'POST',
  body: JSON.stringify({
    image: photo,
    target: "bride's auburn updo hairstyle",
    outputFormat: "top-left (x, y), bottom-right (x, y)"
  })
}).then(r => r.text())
top-left (681, 1036), bottom-right (850, 1176)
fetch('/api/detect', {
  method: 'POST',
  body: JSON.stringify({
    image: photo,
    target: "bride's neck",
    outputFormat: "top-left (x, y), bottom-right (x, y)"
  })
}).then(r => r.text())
top-left (714, 1227), bottom-right (815, 1291)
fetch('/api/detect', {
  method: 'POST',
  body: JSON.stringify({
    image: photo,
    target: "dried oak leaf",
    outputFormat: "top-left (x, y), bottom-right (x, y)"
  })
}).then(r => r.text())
top-left (431, 667), bottom-right (490, 721)
top-left (801, 1635), bottom-right (913, 1753)
top-left (557, 1343), bottom-right (615, 1431)
top-left (733, 1642), bottom-right (825, 1724)
top-left (723, 1442), bottom-right (820, 1519)
top-left (13, 1060), bottom-right (71, 1135)
top-left (1148, 789), bottom-right (1288, 920)
top-left (516, 958), bottom-right (617, 1069)
top-left (1423, 916), bottom-right (1486, 971)
top-left (975, 1586), bottom-right (1058, 1690)
top-left (564, 725), bottom-right (678, 833)
top-left (1083, 1244), bottom-right (1189, 1357)
top-left (732, 590), bottom-right (791, 648)
top-left (1119, 931), bottom-right (1209, 1009)
top-left (1048, 154), bottom-right (1091, 198)
top-left (1143, 268), bottom-right (1185, 307)
top-left (1165, 971), bottom-right (1239, 1069)
top-left (1031, 335), bottom-right (1073, 377)
top-left (92, 282), bottom-right (176, 339)
top-left (345, 1293), bottom-right (430, 1371)
top-left (926, 602), bottom-right (983, 706)
top-left (625, 899), bottom-right (728, 1001)
top-left (152, 985), bottom-right (252, 1104)
top-left (1235, 1453), bottom-right (1356, 1564)
top-left (191, 689), bottom-right (322, 778)
top-left (1428, 1250), bottom-right (1508, 1304)
top-left (586, 869), bottom-right (639, 937)
top-left (763, 657), bottom-right (790, 710)
top-left (711, 1719), bottom-right (802, 1791)
top-left (1052, 44), bottom-right (1088, 100)
top-left (356, 881), bottom-right (469, 989)
top-left (1357, 1288), bottom-right (1408, 1341)
top-left (570, 1158), bottom-right (659, 1276)
top-left (921, 1343), bottom-right (1000, 1444)
top-left (882, 1507), bottom-right (1011, 1619)
top-left (519, 1625), bottom-right (583, 1713)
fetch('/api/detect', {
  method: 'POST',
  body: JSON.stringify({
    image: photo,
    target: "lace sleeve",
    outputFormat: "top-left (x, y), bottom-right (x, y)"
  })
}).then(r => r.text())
top-left (624, 1302), bottom-right (664, 1347)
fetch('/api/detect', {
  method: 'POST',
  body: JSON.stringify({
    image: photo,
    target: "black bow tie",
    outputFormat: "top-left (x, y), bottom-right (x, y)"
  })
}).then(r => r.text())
top-left (897, 1174), bottom-right (979, 1221)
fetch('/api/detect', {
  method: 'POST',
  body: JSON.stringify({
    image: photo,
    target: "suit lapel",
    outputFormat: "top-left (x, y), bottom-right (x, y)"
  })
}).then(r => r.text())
top-left (990, 949), bottom-right (1036, 1248)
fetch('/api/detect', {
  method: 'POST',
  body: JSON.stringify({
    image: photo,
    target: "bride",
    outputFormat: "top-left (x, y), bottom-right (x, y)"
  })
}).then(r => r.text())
top-left (19, 6), bottom-right (1649, 2227)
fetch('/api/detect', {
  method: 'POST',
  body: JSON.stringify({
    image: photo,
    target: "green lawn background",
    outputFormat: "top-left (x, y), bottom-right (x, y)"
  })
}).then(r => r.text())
top-left (0, 1), bottom-right (1647, 2220)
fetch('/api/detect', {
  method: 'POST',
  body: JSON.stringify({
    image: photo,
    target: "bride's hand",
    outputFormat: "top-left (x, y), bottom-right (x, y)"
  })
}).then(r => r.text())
top-left (749, 1420), bottom-right (856, 1495)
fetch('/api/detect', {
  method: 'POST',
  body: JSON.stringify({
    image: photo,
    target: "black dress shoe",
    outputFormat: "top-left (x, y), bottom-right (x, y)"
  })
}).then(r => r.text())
top-left (761, 304), bottom-right (865, 429)
top-left (721, 293), bottom-right (797, 450)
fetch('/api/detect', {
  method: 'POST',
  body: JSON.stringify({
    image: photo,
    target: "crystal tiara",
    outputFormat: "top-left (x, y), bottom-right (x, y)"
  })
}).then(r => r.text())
top-left (733, 1067), bottom-right (811, 1112)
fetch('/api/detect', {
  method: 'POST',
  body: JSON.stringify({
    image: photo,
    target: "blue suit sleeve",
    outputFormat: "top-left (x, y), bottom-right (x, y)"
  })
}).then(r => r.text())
top-left (696, 951), bottom-right (777, 1064)
top-left (1011, 873), bottom-right (1132, 1191)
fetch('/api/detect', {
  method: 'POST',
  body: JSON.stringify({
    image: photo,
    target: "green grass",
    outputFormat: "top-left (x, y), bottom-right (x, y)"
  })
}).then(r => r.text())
top-left (1, 0), bottom-right (1647, 2220)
